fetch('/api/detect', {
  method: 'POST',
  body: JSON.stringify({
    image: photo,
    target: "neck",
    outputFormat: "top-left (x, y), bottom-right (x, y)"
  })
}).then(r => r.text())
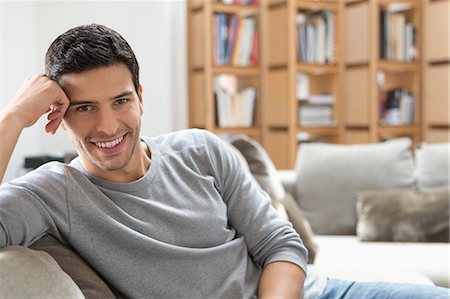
top-left (81, 140), bottom-right (152, 183)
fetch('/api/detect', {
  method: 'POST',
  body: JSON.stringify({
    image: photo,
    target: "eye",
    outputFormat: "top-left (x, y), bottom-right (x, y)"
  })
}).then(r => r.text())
top-left (115, 98), bottom-right (129, 105)
top-left (76, 105), bottom-right (93, 112)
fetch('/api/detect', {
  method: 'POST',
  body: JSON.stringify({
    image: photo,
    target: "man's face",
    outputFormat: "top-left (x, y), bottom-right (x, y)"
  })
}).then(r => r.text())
top-left (60, 63), bottom-right (143, 178)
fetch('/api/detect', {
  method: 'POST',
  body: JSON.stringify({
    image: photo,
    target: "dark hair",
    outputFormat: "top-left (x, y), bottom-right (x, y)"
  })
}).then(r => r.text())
top-left (45, 24), bottom-right (140, 92)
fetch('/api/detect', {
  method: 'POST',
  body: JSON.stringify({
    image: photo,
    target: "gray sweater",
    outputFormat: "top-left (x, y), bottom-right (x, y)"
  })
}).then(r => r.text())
top-left (0, 129), bottom-right (323, 298)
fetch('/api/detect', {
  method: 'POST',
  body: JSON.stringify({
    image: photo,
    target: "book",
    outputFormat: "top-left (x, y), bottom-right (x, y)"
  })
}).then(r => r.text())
top-left (299, 104), bottom-right (334, 126)
top-left (296, 10), bottom-right (335, 64)
top-left (380, 6), bottom-right (416, 62)
top-left (214, 74), bottom-right (257, 128)
top-left (296, 73), bottom-right (310, 100)
top-left (381, 87), bottom-right (415, 125)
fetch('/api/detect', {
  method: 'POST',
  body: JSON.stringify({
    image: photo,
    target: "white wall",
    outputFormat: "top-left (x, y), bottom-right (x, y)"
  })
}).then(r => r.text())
top-left (0, 0), bottom-right (187, 182)
top-left (1, 1), bottom-right (43, 181)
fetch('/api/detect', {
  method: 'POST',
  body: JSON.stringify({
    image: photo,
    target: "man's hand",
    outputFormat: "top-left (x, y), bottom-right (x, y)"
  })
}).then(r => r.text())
top-left (258, 261), bottom-right (306, 299)
top-left (0, 74), bottom-right (70, 183)
top-left (4, 74), bottom-right (70, 134)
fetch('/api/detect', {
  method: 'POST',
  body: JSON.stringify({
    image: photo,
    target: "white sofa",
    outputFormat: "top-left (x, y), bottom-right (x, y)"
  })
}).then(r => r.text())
top-left (279, 170), bottom-right (449, 287)
top-left (277, 140), bottom-right (449, 288)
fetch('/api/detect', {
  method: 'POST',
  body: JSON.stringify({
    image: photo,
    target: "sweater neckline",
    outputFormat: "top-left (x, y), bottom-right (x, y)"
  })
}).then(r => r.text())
top-left (70, 136), bottom-right (158, 193)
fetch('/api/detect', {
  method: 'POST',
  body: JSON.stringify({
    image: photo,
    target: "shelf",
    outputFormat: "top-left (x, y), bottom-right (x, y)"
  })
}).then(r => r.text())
top-left (213, 127), bottom-right (261, 136)
top-left (297, 126), bottom-right (339, 135)
top-left (378, 61), bottom-right (419, 73)
top-left (378, 125), bottom-right (420, 141)
top-left (297, 0), bottom-right (339, 11)
top-left (297, 64), bottom-right (339, 75)
top-left (378, 0), bottom-right (418, 10)
top-left (378, 125), bottom-right (419, 133)
top-left (268, 0), bottom-right (286, 8)
top-left (190, 0), bottom-right (204, 12)
top-left (428, 124), bottom-right (450, 130)
top-left (212, 66), bottom-right (259, 75)
top-left (212, 3), bottom-right (259, 15)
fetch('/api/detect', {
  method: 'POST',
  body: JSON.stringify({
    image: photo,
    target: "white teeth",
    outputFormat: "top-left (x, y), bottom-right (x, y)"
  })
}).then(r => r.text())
top-left (94, 136), bottom-right (124, 149)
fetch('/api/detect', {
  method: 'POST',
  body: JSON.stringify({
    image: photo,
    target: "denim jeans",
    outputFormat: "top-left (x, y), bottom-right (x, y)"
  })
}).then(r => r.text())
top-left (317, 278), bottom-right (450, 299)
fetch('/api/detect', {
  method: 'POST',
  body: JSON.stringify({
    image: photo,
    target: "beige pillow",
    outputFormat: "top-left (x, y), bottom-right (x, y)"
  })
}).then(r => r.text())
top-left (282, 193), bottom-right (318, 264)
top-left (356, 189), bottom-right (449, 242)
top-left (415, 143), bottom-right (450, 191)
top-left (229, 135), bottom-right (317, 263)
top-left (30, 235), bottom-right (118, 299)
top-left (295, 138), bottom-right (415, 235)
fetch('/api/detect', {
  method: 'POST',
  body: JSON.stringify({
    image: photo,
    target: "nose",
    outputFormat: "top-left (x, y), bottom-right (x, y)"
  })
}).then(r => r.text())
top-left (95, 106), bottom-right (119, 136)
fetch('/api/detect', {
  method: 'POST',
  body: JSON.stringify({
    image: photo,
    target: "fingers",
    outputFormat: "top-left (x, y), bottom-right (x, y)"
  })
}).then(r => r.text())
top-left (45, 118), bottom-right (62, 134)
top-left (45, 102), bottom-right (69, 135)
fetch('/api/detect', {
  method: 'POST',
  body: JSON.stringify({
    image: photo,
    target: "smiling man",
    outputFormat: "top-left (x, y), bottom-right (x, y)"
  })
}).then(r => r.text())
top-left (0, 24), bottom-right (448, 299)
top-left (60, 64), bottom-right (150, 182)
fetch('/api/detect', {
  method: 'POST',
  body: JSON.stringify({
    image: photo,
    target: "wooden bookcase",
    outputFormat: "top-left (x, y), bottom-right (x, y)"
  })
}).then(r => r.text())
top-left (422, 0), bottom-right (450, 142)
top-left (188, 0), bottom-right (445, 169)
top-left (262, 0), bottom-right (343, 168)
top-left (187, 0), bottom-right (263, 142)
top-left (342, 0), bottom-right (422, 145)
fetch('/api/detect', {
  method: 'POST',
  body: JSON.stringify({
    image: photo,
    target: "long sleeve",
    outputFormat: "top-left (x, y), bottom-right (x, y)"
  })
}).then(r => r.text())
top-left (0, 163), bottom-right (70, 247)
top-left (202, 131), bottom-right (309, 272)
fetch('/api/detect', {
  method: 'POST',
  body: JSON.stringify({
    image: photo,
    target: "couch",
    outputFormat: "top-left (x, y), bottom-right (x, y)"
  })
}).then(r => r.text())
top-left (5, 135), bottom-right (449, 298)
top-left (274, 139), bottom-right (450, 288)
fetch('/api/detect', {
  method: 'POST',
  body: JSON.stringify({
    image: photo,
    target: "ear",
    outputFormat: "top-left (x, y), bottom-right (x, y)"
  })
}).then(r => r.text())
top-left (138, 84), bottom-right (144, 115)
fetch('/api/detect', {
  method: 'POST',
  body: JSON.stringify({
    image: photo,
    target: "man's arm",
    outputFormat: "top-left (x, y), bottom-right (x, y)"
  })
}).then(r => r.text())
top-left (259, 261), bottom-right (306, 299)
top-left (0, 74), bottom-right (69, 183)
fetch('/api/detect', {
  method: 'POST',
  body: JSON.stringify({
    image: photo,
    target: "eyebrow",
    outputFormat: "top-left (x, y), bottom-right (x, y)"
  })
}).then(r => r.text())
top-left (69, 91), bottom-right (134, 106)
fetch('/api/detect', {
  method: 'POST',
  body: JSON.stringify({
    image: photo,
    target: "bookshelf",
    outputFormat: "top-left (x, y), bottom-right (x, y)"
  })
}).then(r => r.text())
top-left (342, 0), bottom-right (421, 145)
top-left (422, 0), bottom-right (449, 142)
top-left (262, 0), bottom-right (343, 168)
top-left (187, 0), bottom-right (262, 142)
top-left (187, 0), bottom-right (446, 169)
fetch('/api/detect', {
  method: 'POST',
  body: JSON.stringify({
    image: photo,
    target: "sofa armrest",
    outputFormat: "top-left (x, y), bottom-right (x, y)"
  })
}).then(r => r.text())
top-left (277, 170), bottom-right (297, 199)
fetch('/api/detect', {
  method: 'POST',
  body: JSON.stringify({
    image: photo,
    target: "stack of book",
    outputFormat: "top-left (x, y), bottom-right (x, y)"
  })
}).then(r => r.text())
top-left (296, 10), bottom-right (336, 64)
top-left (296, 73), bottom-right (335, 127)
top-left (379, 3), bottom-right (417, 61)
top-left (213, 14), bottom-right (258, 66)
top-left (299, 104), bottom-right (335, 127)
top-left (214, 74), bottom-right (257, 128)
top-left (380, 87), bottom-right (415, 125)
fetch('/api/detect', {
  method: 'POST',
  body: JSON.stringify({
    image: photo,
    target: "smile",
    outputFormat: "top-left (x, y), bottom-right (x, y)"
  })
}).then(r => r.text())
top-left (93, 135), bottom-right (125, 149)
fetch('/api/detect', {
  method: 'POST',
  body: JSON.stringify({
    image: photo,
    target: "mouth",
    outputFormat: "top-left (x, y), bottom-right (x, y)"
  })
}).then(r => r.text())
top-left (90, 132), bottom-right (128, 153)
top-left (93, 135), bottom-right (125, 149)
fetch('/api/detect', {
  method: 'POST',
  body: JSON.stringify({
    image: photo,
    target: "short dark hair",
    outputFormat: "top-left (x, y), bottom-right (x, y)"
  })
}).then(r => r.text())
top-left (45, 24), bottom-right (140, 92)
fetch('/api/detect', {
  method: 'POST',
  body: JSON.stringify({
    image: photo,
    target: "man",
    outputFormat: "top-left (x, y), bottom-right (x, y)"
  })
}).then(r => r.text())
top-left (0, 24), bottom-right (447, 299)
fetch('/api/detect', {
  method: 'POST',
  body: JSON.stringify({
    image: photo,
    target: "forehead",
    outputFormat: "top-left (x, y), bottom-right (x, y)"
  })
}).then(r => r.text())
top-left (59, 63), bottom-right (135, 101)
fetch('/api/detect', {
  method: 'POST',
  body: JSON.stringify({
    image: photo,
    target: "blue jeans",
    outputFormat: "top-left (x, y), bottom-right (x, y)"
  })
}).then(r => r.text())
top-left (317, 278), bottom-right (450, 299)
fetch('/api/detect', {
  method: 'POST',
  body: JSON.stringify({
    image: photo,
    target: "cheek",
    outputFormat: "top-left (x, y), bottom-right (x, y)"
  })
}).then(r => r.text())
top-left (63, 117), bottom-right (91, 139)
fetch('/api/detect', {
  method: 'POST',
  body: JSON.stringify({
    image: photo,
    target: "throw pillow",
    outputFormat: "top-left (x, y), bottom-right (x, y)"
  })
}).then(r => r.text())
top-left (229, 135), bottom-right (318, 263)
top-left (415, 143), bottom-right (449, 191)
top-left (30, 234), bottom-right (117, 299)
top-left (295, 138), bottom-right (415, 235)
top-left (282, 193), bottom-right (318, 263)
top-left (356, 189), bottom-right (449, 242)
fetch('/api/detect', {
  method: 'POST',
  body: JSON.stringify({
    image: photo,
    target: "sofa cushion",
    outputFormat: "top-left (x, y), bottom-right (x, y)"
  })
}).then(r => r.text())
top-left (281, 193), bottom-right (318, 263)
top-left (415, 143), bottom-right (449, 191)
top-left (230, 135), bottom-right (285, 204)
top-left (311, 235), bottom-right (448, 287)
top-left (30, 235), bottom-right (117, 299)
top-left (356, 189), bottom-right (449, 242)
top-left (295, 138), bottom-right (416, 235)
top-left (229, 135), bottom-right (317, 263)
